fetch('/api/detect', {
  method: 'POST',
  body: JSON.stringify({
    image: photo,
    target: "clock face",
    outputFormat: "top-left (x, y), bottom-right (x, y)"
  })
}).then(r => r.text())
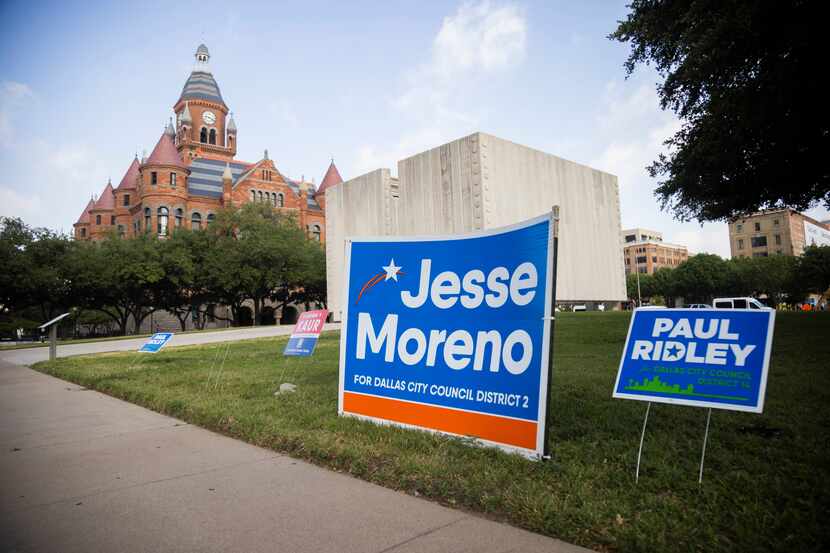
top-left (202, 111), bottom-right (216, 125)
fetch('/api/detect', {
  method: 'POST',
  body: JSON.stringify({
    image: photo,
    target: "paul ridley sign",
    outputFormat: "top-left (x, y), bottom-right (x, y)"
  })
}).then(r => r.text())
top-left (138, 332), bottom-right (174, 353)
top-left (613, 309), bottom-right (775, 412)
top-left (338, 214), bottom-right (555, 458)
top-left (284, 309), bottom-right (329, 356)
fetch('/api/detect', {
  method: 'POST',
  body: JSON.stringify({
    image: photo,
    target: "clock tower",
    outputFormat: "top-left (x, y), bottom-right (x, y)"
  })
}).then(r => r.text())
top-left (174, 44), bottom-right (237, 161)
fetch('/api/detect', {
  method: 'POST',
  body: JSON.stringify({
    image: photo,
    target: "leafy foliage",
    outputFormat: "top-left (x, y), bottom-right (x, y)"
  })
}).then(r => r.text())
top-left (0, 207), bottom-right (326, 337)
top-left (611, 1), bottom-right (828, 221)
top-left (627, 248), bottom-right (829, 306)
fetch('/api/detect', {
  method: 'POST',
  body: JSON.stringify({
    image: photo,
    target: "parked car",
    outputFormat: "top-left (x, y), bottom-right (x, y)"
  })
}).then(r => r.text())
top-left (687, 303), bottom-right (712, 309)
top-left (712, 297), bottom-right (769, 310)
top-left (572, 304), bottom-right (587, 312)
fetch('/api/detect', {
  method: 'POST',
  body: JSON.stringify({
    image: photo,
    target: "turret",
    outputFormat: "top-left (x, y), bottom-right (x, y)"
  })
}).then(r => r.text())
top-left (226, 112), bottom-right (237, 156)
top-left (174, 44), bottom-right (233, 161)
top-left (140, 131), bottom-right (189, 236)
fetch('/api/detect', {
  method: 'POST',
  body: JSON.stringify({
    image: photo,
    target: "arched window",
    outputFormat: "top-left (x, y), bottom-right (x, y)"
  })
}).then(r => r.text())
top-left (144, 207), bottom-right (151, 231)
top-left (80, 228), bottom-right (86, 238)
top-left (258, 191), bottom-right (263, 202)
top-left (191, 212), bottom-right (202, 230)
top-left (271, 193), bottom-right (277, 207)
top-left (277, 193), bottom-right (284, 207)
top-left (157, 206), bottom-right (169, 236)
top-left (200, 127), bottom-right (207, 143)
top-left (175, 208), bottom-right (183, 227)
top-left (95, 214), bottom-right (101, 225)
top-left (251, 190), bottom-right (256, 202)
top-left (206, 213), bottom-right (215, 225)
top-left (209, 129), bottom-right (216, 145)
top-left (311, 224), bottom-right (321, 242)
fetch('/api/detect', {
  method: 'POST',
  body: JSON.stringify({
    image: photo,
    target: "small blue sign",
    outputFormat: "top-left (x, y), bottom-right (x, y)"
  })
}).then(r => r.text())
top-left (138, 332), bottom-right (174, 353)
top-left (613, 309), bottom-right (775, 412)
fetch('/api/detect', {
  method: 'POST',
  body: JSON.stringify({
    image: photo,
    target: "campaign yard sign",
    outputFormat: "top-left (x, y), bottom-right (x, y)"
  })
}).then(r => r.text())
top-left (284, 309), bottom-right (329, 356)
top-left (613, 309), bottom-right (775, 412)
top-left (138, 332), bottom-right (174, 353)
top-left (338, 213), bottom-right (556, 459)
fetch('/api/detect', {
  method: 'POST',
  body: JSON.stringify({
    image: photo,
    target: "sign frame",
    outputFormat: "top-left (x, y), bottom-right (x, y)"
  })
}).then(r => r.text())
top-left (612, 307), bottom-right (775, 413)
top-left (337, 211), bottom-right (558, 460)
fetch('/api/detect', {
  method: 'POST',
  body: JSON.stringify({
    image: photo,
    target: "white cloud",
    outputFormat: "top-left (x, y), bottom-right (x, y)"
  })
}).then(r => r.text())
top-left (591, 82), bottom-right (681, 196)
top-left (0, 186), bottom-right (42, 218)
top-left (588, 80), bottom-right (735, 258)
top-left (355, 1), bottom-right (527, 175)
top-left (431, 1), bottom-right (526, 77)
top-left (673, 225), bottom-right (730, 257)
top-left (0, 81), bottom-right (33, 148)
top-left (0, 139), bottom-right (109, 233)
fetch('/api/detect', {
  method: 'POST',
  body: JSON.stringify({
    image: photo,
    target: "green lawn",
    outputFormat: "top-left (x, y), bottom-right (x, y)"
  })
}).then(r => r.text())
top-left (34, 312), bottom-right (830, 552)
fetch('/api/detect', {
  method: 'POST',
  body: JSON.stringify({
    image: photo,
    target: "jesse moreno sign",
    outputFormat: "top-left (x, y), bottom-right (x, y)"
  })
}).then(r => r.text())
top-left (613, 309), bottom-right (775, 412)
top-left (338, 214), bottom-right (556, 459)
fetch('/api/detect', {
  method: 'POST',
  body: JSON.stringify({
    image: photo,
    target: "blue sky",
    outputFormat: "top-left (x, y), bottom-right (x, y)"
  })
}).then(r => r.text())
top-left (1, 0), bottom-right (826, 255)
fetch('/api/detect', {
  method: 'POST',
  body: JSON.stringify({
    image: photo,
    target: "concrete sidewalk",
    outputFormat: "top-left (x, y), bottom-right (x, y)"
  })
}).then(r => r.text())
top-left (0, 359), bottom-right (589, 552)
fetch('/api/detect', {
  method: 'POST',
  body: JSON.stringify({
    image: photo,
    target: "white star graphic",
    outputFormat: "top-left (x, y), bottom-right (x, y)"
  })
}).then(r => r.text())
top-left (382, 259), bottom-right (402, 281)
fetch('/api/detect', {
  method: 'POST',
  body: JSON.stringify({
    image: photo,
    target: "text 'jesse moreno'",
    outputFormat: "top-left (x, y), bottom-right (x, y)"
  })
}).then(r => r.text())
top-left (355, 259), bottom-right (542, 375)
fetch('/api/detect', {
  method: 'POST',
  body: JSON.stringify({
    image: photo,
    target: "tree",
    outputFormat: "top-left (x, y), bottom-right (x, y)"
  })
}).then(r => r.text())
top-left (612, 1), bottom-right (827, 222)
top-left (0, 217), bottom-right (79, 320)
top-left (799, 245), bottom-right (830, 295)
top-left (205, 203), bottom-right (325, 326)
top-left (743, 255), bottom-right (799, 307)
top-left (626, 272), bottom-right (655, 303)
top-left (72, 234), bottom-right (165, 335)
top-left (671, 254), bottom-right (729, 302)
top-left (155, 230), bottom-right (198, 331)
top-left (0, 217), bottom-right (35, 313)
top-left (651, 267), bottom-right (677, 305)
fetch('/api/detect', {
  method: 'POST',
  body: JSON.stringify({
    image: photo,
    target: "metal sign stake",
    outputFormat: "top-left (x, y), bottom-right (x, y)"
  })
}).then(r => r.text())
top-left (542, 206), bottom-right (560, 460)
top-left (635, 401), bottom-right (652, 483)
top-left (698, 408), bottom-right (713, 484)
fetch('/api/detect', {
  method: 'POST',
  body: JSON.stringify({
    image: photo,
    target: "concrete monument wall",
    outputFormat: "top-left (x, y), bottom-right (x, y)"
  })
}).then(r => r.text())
top-left (325, 132), bottom-right (626, 321)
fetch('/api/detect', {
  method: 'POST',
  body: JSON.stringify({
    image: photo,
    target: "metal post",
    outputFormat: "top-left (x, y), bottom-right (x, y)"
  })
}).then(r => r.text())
top-left (699, 408), bottom-right (712, 484)
top-left (543, 207), bottom-right (560, 459)
top-left (49, 325), bottom-right (57, 361)
top-left (635, 402), bottom-right (651, 483)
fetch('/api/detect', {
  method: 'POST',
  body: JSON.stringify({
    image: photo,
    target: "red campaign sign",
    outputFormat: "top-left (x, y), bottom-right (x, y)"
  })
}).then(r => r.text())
top-left (284, 309), bottom-right (329, 356)
top-left (292, 310), bottom-right (328, 336)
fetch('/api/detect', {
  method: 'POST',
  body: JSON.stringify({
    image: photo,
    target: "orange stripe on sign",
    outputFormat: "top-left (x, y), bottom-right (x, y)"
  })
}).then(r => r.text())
top-left (343, 392), bottom-right (537, 451)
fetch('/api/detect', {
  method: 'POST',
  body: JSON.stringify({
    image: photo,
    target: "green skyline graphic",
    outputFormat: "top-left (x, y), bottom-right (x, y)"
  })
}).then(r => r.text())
top-left (624, 375), bottom-right (748, 402)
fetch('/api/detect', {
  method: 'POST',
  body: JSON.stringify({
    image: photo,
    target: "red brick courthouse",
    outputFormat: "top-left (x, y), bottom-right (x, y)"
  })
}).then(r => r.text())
top-left (74, 44), bottom-right (342, 244)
